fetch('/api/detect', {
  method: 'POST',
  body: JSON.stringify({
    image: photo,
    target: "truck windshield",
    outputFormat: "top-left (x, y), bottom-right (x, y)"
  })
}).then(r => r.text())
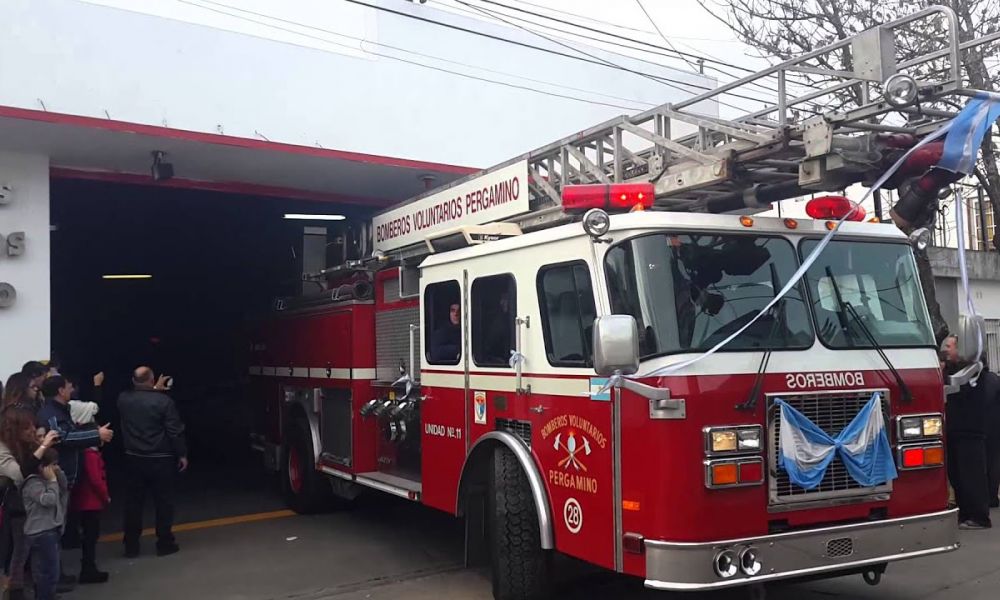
top-left (605, 233), bottom-right (813, 359)
top-left (800, 239), bottom-right (934, 349)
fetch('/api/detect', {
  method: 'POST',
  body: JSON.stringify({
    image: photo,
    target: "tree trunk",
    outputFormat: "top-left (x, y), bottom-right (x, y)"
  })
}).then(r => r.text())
top-left (915, 247), bottom-right (949, 345)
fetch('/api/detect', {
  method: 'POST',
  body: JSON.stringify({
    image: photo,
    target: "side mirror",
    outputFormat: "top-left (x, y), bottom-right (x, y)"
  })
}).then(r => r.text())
top-left (945, 362), bottom-right (983, 395)
top-left (954, 314), bottom-right (985, 363)
top-left (592, 315), bottom-right (640, 376)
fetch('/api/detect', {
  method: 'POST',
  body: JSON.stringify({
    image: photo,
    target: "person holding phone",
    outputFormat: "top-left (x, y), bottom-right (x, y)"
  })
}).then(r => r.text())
top-left (0, 407), bottom-right (61, 600)
top-left (117, 366), bottom-right (187, 558)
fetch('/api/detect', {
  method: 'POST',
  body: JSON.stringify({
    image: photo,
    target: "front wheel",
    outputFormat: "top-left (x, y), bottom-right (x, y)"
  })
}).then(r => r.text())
top-left (488, 445), bottom-right (552, 600)
top-left (281, 418), bottom-right (332, 513)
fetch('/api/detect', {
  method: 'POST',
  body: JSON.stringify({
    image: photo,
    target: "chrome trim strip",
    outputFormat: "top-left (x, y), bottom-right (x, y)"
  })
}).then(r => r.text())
top-left (457, 431), bottom-right (555, 550)
top-left (643, 509), bottom-right (958, 591)
top-left (613, 385), bottom-right (624, 571)
top-left (644, 508), bottom-right (955, 547)
top-left (645, 546), bottom-right (956, 591)
top-left (319, 465), bottom-right (353, 481)
top-left (355, 475), bottom-right (420, 500)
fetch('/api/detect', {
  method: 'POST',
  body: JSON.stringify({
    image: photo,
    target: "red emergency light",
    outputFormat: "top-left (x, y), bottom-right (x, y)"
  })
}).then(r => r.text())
top-left (562, 183), bottom-right (655, 214)
top-left (805, 195), bottom-right (866, 222)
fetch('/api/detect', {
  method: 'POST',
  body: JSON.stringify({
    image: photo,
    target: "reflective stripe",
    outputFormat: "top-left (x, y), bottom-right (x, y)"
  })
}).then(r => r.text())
top-left (250, 366), bottom-right (374, 381)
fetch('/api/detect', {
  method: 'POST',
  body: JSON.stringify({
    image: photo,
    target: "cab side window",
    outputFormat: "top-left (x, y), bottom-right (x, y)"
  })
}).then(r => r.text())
top-left (472, 275), bottom-right (516, 368)
top-left (425, 281), bottom-right (461, 365)
top-left (537, 262), bottom-right (597, 367)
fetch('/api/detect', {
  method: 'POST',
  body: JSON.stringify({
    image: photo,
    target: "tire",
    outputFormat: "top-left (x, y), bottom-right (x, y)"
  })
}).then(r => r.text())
top-left (282, 418), bottom-right (332, 514)
top-left (488, 445), bottom-right (552, 600)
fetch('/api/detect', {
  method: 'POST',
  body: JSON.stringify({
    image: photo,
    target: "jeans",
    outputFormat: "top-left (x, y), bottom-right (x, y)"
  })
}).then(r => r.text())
top-left (27, 529), bottom-right (60, 600)
top-left (123, 455), bottom-right (176, 550)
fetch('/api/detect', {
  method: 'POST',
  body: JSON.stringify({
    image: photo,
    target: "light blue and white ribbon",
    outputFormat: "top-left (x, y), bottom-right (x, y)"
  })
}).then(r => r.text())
top-left (940, 94), bottom-right (1000, 376)
top-left (776, 393), bottom-right (897, 490)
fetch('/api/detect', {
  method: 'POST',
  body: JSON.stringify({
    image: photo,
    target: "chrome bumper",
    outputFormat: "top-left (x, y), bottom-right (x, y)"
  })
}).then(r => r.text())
top-left (644, 509), bottom-right (958, 591)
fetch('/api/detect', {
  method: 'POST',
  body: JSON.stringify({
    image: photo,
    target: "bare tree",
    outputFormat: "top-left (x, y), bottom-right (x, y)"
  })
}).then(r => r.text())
top-left (699, 0), bottom-right (999, 340)
top-left (701, 0), bottom-right (999, 221)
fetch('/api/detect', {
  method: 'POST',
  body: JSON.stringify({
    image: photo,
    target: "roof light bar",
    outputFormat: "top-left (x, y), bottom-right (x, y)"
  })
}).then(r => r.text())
top-left (562, 183), bottom-right (655, 214)
top-left (805, 196), bottom-right (866, 222)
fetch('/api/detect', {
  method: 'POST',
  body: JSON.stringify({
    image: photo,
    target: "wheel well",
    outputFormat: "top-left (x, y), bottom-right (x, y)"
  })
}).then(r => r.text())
top-left (455, 432), bottom-right (554, 550)
top-left (284, 402), bottom-right (322, 463)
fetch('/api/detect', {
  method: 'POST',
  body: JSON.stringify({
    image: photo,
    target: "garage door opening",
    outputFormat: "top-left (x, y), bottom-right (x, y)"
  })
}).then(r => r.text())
top-left (49, 177), bottom-right (373, 517)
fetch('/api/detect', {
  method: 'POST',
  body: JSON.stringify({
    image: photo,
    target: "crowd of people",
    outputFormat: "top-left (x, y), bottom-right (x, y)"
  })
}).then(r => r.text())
top-left (0, 360), bottom-right (187, 600)
top-left (942, 336), bottom-right (1000, 530)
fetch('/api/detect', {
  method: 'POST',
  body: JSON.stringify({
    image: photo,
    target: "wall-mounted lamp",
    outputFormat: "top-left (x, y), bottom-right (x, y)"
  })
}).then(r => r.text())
top-left (151, 151), bottom-right (174, 181)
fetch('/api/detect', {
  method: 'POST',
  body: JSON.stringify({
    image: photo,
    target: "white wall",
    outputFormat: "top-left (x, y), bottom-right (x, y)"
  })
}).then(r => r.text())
top-left (0, 153), bottom-right (50, 376)
top-left (0, 0), bottom-right (715, 169)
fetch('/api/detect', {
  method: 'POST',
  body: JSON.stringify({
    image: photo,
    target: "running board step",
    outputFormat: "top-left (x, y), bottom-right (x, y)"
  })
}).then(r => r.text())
top-left (321, 466), bottom-right (422, 501)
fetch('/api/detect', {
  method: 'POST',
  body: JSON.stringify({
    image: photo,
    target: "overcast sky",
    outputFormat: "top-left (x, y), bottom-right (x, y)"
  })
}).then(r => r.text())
top-left (79, 0), bottom-right (767, 81)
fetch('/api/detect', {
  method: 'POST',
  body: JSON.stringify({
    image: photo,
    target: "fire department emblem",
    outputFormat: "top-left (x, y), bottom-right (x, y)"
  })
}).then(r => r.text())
top-left (554, 431), bottom-right (592, 472)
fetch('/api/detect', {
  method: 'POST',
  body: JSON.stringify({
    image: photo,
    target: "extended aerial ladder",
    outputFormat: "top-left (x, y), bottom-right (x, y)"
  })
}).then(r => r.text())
top-left (310, 5), bottom-right (998, 279)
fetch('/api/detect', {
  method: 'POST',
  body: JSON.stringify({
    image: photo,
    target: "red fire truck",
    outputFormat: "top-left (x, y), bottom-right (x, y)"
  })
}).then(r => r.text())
top-left (248, 8), bottom-right (994, 598)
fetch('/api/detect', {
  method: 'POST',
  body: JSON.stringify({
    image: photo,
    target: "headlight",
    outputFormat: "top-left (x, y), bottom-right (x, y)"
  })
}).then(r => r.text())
top-left (706, 426), bottom-right (762, 454)
top-left (899, 414), bottom-right (943, 440)
top-left (737, 428), bottom-right (761, 450)
top-left (711, 430), bottom-right (738, 452)
top-left (921, 416), bottom-right (943, 437)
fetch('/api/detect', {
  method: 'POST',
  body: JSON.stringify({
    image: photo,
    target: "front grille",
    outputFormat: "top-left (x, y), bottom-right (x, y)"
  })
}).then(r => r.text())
top-left (826, 537), bottom-right (854, 558)
top-left (768, 389), bottom-right (891, 506)
top-left (496, 418), bottom-right (531, 448)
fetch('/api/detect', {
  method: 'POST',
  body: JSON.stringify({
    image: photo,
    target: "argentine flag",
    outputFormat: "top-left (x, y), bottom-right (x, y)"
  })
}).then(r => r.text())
top-left (938, 95), bottom-right (1000, 176)
top-left (776, 393), bottom-right (897, 490)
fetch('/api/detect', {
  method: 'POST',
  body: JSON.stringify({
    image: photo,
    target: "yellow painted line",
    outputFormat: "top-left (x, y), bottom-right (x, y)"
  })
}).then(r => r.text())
top-left (99, 509), bottom-right (296, 543)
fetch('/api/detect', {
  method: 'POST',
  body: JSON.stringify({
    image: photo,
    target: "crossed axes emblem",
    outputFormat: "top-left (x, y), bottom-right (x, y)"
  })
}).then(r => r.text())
top-left (554, 431), bottom-right (592, 472)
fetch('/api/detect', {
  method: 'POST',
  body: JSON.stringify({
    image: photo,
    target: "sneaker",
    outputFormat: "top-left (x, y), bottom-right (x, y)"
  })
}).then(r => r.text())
top-left (958, 519), bottom-right (991, 530)
top-left (156, 542), bottom-right (180, 557)
top-left (990, 499), bottom-right (999, 509)
top-left (56, 579), bottom-right (76, 593)
top-left (123, 545), bottom-right (140, 558)
top-left (8, 588), bottom-right (25, 600)
top-left (79, 568), bottom-right (110, 584)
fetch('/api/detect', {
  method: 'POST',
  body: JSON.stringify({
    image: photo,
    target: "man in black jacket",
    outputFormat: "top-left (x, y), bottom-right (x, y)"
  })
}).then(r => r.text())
top-left (943, 337), bottom-right (994, 529)
top-left (118, 366), bottom-right (188, 557)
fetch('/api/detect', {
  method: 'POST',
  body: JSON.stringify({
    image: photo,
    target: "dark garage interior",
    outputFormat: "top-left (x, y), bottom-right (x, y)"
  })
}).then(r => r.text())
top-left (48, 177), bottom-right (371, 514)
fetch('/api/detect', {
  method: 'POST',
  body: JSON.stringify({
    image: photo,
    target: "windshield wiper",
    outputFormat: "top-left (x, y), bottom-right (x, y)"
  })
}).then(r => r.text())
top-left (737, 264), bottom-right (784, 412)
top-left (825, 269), bottom-right (913, 403)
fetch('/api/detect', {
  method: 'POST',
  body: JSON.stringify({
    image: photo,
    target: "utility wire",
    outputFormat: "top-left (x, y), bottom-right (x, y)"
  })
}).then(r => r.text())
top-left (175, 0), bottom-right (646, 110)
top-left (339, 0), bottom-right (721, 90)
top-left (451, 0), bottom-right (776, 112)
top-left (187, 0), bottom-right (658, 109)
top-left (502, 0), bottom-right (655, 34)
top-left (461, 0), bottom-right (824, 106)
top-left (472, 0), bottom-right (827, 95)
top-left (634, 0), bottom-right (700, 72)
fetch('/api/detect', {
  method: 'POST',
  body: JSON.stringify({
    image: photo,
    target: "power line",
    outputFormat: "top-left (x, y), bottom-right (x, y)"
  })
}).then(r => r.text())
top-left (339, 0), bottom-right (720, 89)
top-left (459, 0), bottom-right (826, 109)
top-left (187, 0), bottom-right (658, 109)
top-left (452, 0), bottom-right (780, 112)
top-left (502, 0), bottom-right (655, 34)
top-left (473, 0), bottom-right (760, 75)
top-left (634, 0), bottom-right (700, 72)
top-left (471, 0), bottom-right (826, 97)
top-left (174, 0), bottom-right (646, 110)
